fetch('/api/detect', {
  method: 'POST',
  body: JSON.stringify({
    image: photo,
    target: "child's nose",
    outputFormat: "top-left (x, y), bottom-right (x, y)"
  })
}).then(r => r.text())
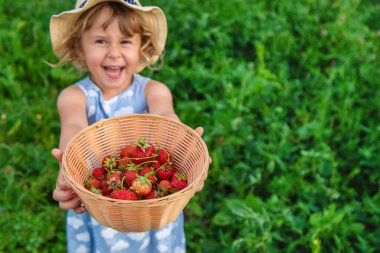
top-left (107, 44), bottom-right (122, 59)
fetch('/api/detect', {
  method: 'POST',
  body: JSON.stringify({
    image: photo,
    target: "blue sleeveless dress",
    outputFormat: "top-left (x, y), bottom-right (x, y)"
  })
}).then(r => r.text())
top-left (66, 74), bottom-right (186, 253)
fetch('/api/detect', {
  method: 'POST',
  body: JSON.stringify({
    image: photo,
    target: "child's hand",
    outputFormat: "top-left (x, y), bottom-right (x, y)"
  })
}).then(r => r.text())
top-left (51, 148), bottom-right (86, 214)
top-left (194, 127), bottom-right (212, 193)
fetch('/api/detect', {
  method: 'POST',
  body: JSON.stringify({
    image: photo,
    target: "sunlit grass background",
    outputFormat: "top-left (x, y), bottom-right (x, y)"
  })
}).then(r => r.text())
top-left (0, 0), bottom-right (379, 252)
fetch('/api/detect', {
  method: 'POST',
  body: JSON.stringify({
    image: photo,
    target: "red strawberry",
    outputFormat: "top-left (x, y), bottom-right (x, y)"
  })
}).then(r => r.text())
top-left (106, 170), bottom-right (123, 190)
top-left (102, 155), bottom-right (117, 171)
top-left (139, 166), bottom-right (157, 185)
top-left (92, 167), bottom-right (106, 181)
top-left (109, 189), bottom-right (138, 200)
top-left (170, 172), bottom-right (188, 192)
top-left (124, 168), bottom-right (139, 187)
top-left (156, 162), bottom-right (175, 180)
top-left (132, 176), bottom-right (152, 196)
top-left (120, 144), bottom-right (135, 158)
top-left (131, 138), bottom-right (156, 164)
top-left (144, 189), bottom-right (159, 200)
top-left (151, 161), bottom-right (161, 170)
top-left (117, 157), bottom-right (131, 171)
top-left (158, 180), bottom-right (171, 196)
top-left (100, 180), bottom-right (112, 196)
top-left (84, 178), bottom-right (102, 191)
top-left (157, 148), bottom-right (170, 164)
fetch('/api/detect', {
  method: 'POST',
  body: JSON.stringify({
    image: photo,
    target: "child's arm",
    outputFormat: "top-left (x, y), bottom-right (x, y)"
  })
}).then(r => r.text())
top-left (145, 80), bottom-right (211, 192)
top-left (57, 86), bottom-right (88, 149)
top-left (145, 80), bottom-right (180, 121)
top-left (145, 80), bottom-right (207, 139)
top-left (52, 85), bottom-right (88, 214)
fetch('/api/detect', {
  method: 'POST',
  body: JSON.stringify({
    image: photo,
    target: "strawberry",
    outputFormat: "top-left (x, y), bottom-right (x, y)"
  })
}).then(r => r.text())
top-left (92, 167), bottom-right (106, 181)
top-left (117, 157), bottom-right (131, 171)
top-left (123, 168), bottom-right (139, 187)
top-left (132, 176), bottom-right (152, 196)
top-left (144, 189), bottom-right (159, 200)
top-left (109, 189), bottom-right (138, 200)
top-left (170, 172), bottom-right (188, 192)
top-left (151, 160), bottom-right (161, 170)
top-left (100, 180), bottom-right (113, 196)
top-left (158, 180), bottom-right (171, 196)
top-left (102, 155), bottom-right (117, 171)
top-left (106, 170), bottom-right (123, 190)
top-left (157, 148), bottom-right (170, 164)
top-left (120, 144), bottom-right (135, 158)
top-left (131, 138), bottom-right (156, 164)
top-left (156, 162), bottom-right (175, 180)
top-left (84, 177), bottom-right (102, 191)
top-left (139, 166), bottom-right (157, 185)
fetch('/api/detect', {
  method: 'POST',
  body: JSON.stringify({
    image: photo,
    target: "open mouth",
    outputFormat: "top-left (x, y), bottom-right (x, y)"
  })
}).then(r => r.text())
top-left (104, 66), bottom-right (125, 79)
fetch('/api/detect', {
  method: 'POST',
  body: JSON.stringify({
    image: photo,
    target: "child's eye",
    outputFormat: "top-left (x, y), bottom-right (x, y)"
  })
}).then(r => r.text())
top-left (95, 40), bottom-right (107, 44)
top-left (121, 40), bottom-right (132, 45)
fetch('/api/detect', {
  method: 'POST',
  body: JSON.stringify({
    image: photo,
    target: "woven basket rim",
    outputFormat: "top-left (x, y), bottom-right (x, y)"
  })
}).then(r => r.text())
top-left (63, 113), bottom-right (208, 156)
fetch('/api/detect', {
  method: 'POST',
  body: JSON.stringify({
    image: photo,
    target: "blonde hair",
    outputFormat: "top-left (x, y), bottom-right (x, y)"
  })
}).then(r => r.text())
top-left (53, 2), bottom-right (163, 72)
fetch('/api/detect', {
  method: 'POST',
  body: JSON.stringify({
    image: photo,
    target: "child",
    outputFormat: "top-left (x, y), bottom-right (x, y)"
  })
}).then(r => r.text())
top-left (50, 0), bottom-right (206, 252)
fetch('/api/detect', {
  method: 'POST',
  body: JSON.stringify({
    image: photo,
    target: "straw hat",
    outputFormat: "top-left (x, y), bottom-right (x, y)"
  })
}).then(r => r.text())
top-left (50, 0), bottom-right (167, 70)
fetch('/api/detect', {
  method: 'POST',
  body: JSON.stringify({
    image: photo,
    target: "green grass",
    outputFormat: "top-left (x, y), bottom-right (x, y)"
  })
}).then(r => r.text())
top-left (0, 0), bottom-right (379, 252)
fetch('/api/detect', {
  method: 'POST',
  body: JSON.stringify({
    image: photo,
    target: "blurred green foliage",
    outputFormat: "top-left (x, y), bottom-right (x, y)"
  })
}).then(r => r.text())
top-left (0, 0), bottom-right (379, 252)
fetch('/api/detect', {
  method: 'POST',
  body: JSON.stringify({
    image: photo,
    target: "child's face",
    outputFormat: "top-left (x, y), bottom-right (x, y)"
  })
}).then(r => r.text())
top-left (78, 7), bottom-right (142, 98)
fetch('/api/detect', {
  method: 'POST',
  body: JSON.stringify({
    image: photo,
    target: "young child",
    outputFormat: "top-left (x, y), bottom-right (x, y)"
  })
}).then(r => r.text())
top-left (50, 0), bottom-right (206, 252)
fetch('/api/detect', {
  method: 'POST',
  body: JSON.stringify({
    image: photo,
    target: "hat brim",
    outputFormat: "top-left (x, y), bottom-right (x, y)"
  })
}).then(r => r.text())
top-left (50, 0), bottom-right (167, 72)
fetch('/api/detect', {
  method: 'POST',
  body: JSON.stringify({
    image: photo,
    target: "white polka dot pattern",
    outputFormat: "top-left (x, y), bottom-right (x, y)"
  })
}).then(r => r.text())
top-left (88, 105), bottom-right (96, 117)
top-left (155, 224), bottom-right (173, 240)
top-left (101, 228), bottom-right (118, 239)
top-left (139, 238), bottom-right (150, 250)
top-left (127, 232), bottom-right (147, 241)
top-left (88, 90), bottom-right (97, 97)
top-left (157, 244), bottom-right (169, 252)
top-left (75, 244), bottom-right (89, 253)
top-left (121, 89), bottom-right (134, 97)
top-left (68, 216), bottom-right (84, 230)
top-left (76, 232), bottom-right (90, 242)
top-left (110, 240), bottom-right (130, 252)
top-left (114, 106), bottom-right (134, 116)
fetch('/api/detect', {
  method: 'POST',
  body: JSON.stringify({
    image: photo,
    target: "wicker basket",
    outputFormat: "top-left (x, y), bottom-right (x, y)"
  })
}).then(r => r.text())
top-left (61, 114), bottom-right (209, 232)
